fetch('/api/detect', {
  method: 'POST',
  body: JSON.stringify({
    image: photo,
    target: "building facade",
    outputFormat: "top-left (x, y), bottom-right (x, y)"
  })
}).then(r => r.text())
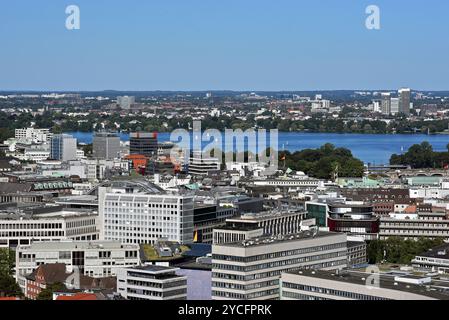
top-left (16, 240), bottom-right (140, 285)
top-left (280, 269), bottom-right (444, 300)
top-left (99, 186), bottom-right (195, 244)
top-left (50, 134), bottom-right (77, 162)
top-left (212, 232), bottom-right (348, 300)
top-left (93, 132), bottom-right (121, 160)
top-left (117, 266), bottom-right (187, 300)
top-left (130, 132), bottom-right (158, 157)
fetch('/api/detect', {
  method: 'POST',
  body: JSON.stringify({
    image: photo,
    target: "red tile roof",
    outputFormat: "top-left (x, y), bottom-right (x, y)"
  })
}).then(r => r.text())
top-left (56, 293), bottom-right (97, 301)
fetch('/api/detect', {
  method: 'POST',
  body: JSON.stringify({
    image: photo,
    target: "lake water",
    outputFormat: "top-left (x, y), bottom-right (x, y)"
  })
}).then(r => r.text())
top-left (66, 131), bottom-right (449, 165)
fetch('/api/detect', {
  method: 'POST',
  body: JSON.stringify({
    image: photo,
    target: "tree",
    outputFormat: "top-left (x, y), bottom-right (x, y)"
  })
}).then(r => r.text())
top-left (36, 283), bottom-right (65, 300)
top-left (0, 249), bottom-right (23, 298)
top-left (281, 144), bottom-right (365, 179)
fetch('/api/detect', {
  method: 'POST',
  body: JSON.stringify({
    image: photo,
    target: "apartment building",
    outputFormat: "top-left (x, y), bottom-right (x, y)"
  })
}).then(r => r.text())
top-left (117, 265), bottom-right (187, 300)
top-left (211, 231), bottom-right (348, 300)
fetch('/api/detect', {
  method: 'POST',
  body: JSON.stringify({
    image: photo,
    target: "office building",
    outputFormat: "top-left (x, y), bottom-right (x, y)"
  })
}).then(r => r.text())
top-left (412, 243), bottom-right (449, 274)
top-left (50, 134), bottom-right (77, 162)
top-left (381, 93), bottom-right (391, 115)
top-left (306, 200), bottom-right (379, 241)
top-left (380, 212), bottom-right (449, 240)
top-left (398, 88), bottom-right (411, 115)
top-left (390, 98), bottom-right (400, 115)
top-left (193, 204), bottom-right (236, 244)
top-left (15, 240), bottom-right (140, 286)
top-left (116, 266), bottom-right (187, 300)
top-left (93, 132), bottom-right (121, 160)
top-left (280, 269), bottom-right (448, 300)
top-left (188, 151), bottom-right (220, 177)
top-left (327, 202), bottom-right (379, 241)
top-left (117, 96), bottom-right (135, 110)
top-left (213, 210), bottom-right (307, 244)
top-left (347, 241), bottom-right (367, 267)
top-left (98, 181), bottom-right (195, 244)
top-left (211, 231), bottom-right (348, 300)
top-left (130, 132), bottom-right (158, 157)
top-left (0, 204), bottom-right (99, 248)
top-left (15, 128), bottom-right (52, 144)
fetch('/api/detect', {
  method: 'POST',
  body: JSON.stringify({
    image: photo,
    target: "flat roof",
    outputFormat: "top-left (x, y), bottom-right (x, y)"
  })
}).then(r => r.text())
top-left (217, 231), bottom-right (343, 248)
top-left (417, 243), bottom-right (449, 260)
top-left (17, 240), bottom-right (138, 251)
top-left (283, 269), bottom-right (449, 300)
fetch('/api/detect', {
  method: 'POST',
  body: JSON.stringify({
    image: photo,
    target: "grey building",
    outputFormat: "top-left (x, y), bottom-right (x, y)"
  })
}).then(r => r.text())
top-left (50, 134), bottom-right (77, 162)
top-left (212, 231), bottom-right (348, 300)
top-left (93, 132), bottom-right (121, 160)
top-left (381, 92), bottom-right (391, 115)
top-left (398, 88), bottom-right (411, 115)
top-left (280, 269), bottom-right (448, 300)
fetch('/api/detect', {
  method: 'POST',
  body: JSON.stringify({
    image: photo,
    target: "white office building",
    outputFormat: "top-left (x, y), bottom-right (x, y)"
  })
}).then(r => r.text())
top-left (15, 128), bottom-right (52, 144)
top-left (117, 265), bottom-right (187, 300)
top-left (0, 205), bottom-right (100, 248)
top-left (98, 182), bottom-right (195, 244)
top-left (16, 240), bottom-right (140, 279)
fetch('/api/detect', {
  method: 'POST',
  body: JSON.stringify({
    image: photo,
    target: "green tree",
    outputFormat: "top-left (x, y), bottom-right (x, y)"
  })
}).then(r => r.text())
top-left (36, 283), bottom-right (65, 300)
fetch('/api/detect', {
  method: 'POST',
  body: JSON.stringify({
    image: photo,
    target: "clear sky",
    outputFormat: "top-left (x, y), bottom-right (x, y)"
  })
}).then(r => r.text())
top-left (0, 0), bottom-right (448, 91)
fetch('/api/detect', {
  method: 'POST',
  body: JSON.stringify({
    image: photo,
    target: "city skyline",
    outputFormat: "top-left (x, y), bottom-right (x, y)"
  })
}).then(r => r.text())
top-left (1, 1), bottom-right (449, 91)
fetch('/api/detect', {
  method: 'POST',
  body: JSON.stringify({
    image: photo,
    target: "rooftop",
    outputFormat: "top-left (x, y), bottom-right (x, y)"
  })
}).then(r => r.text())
top-left (17, 240), bottom-right (138, 251)
top-left (416, 243), bottom-right (449, 260)
top-left (217, 230), bottom-right (342, 248)
top-left (284, 269), bottom-right (449, 300)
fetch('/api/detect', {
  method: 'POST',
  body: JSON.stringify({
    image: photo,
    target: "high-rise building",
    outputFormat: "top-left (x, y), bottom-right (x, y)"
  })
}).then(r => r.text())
top-left (93, 132), bottom-right (121, 160)
top-left (117, 96), bottom-right (135, 110)
top-left (50, 134), bottom-right (77, 162)
top-left (381, 93), bottom-right (391, 115)
top-left (390, 98), bottom-right (400, 115)
top-left (211, 231), bottom-right (348, 300)
top-left (130, 132), bottom-right (158, 157)
top-left (398, 88), bottom-right (411, 115)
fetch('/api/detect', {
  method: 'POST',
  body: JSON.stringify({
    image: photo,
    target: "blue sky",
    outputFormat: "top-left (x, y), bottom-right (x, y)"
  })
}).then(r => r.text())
top-left (0, 0), bottom-right (448, 91)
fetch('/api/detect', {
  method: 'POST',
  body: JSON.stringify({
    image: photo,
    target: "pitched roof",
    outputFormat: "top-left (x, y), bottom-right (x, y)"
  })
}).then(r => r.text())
top-left (56, 293), bottom-right (97, 301)
top-left (27, 263), bottom-right (70, 284)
